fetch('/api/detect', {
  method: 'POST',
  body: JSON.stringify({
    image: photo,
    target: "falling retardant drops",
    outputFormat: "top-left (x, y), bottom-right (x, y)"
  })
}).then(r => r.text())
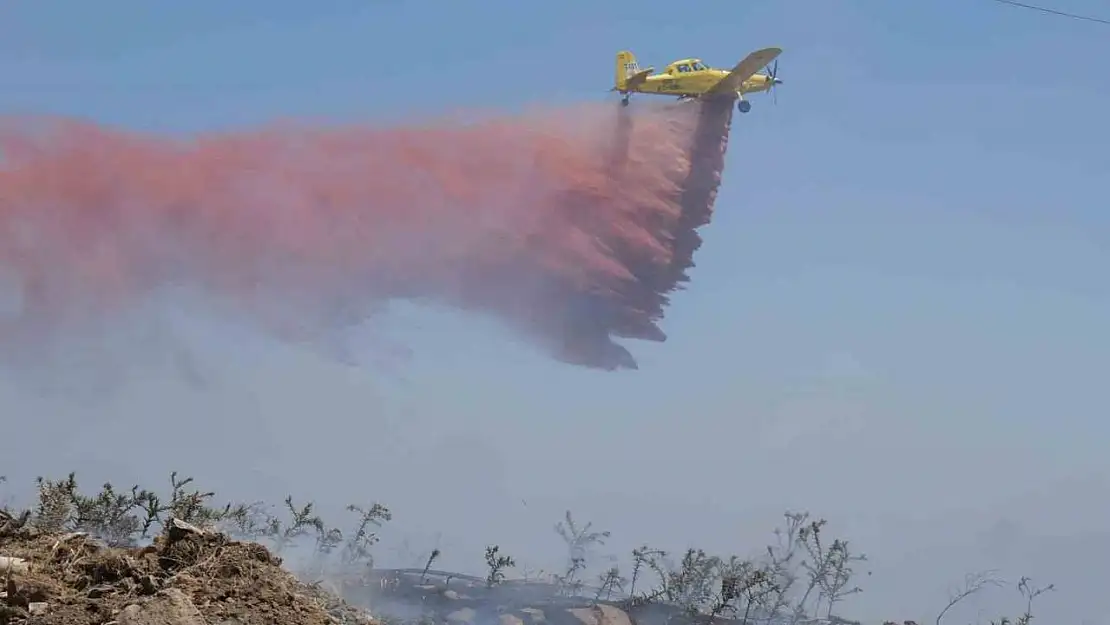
top-left (0, 99), bottom-right (735, 371)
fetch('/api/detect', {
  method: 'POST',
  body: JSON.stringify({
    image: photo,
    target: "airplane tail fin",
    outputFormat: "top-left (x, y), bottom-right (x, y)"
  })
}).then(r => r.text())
top-left (615, 50), bottom-right (639, 92)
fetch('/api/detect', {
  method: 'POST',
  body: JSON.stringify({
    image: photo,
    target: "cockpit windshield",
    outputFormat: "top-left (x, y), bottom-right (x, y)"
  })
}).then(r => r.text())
top-left (675, 61), bottom-right (707, 73)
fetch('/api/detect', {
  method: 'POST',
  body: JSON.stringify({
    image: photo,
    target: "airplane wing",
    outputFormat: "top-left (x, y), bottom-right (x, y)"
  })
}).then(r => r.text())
top-left (705, 47), bottom-right (782, 97)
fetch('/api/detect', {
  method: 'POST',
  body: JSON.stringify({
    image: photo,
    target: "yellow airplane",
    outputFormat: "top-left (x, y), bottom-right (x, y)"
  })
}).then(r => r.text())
top-left (613, 47), bottom-right (783, 113)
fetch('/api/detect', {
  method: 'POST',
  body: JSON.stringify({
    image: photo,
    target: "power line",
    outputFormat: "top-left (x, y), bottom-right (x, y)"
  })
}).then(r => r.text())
top-left (986, 0), bottom-right (1110, 25)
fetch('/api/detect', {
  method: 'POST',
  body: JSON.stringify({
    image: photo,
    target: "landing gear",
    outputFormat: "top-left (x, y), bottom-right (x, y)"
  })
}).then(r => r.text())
top-left (737, 99), bottom-right (751, 113)
top-left (621, 94), bottom-right (630, 107)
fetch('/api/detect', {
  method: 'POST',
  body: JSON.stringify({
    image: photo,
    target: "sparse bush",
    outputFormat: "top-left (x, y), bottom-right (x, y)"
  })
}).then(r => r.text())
top-left (901, 569), bottom-right (1059, 625)
top-left (0, 471), bottom-right (1060, 625)
top-left (796, 517), bottom-right (867, 620)
top-left (25, 471), bottom-right (258, 546)
top-left (1, 470), bottom-right (392, 587)
top-left (594, 566), bottom-right (627, 602)
top-left (419, 548), bottom-right (441, 583)
top-left (985, 576), bottom-right (1056, 625)
top-left (341, 503), bottom-right (393, 570)
top-left (0, 475), bottom-right (10, 513)
top-left (553, 510), bottom-right (611, 596)
top-left (484, 545), bottom-right (516, 587)
top-left (613, 511), bottom-right (870, 624)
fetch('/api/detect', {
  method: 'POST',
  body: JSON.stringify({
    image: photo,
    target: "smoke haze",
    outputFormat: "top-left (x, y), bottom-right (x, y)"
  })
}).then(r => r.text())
top-left (3, 2), bottom-right (1110, 624)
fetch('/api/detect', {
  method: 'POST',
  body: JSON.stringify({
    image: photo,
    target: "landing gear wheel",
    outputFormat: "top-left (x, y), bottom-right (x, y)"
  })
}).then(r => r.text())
top-left (621, 95), bottom-right (630, 107)
top-left (737, 99), bottom-right (751, 113)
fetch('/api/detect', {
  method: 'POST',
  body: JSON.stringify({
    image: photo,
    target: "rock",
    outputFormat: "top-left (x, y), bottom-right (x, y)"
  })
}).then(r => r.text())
top-left (167, 518), bottom-right (206, 541)
top-left (446, 607), bottom-right (477, 623)
top-left (566, 605), bottom-right (634, 625)
top-left (88, 584), bottom-right (115, 598)
top-left (0, 556), bottom-right (29, 574)
top-left (139, 574), bottom-right (160, 595)
top-left (521, 608), bottom-right (546, 622)
top-left (500, 615), bottom-right (526, 625)
top-left (56, 531), bottom-right (89, 542)
top-left (27, 602), bottom-right (48, 615)
top-left (521, 607), bottom-right (547, 622)
top-left (118, 588), bottom-right (205, 625)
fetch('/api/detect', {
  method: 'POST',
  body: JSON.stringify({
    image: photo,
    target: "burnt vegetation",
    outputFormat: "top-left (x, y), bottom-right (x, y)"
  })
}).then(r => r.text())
top-left (0, 472), bottom-right (1053, 625)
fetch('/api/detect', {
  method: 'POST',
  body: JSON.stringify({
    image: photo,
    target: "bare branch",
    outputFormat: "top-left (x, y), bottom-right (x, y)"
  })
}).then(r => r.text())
top-left (935, 570), bottom-right (1005, 625)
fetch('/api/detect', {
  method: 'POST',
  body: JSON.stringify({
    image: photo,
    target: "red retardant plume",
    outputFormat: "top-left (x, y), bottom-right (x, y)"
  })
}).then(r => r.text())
top-left (0, 99), bottom-right (733, 371)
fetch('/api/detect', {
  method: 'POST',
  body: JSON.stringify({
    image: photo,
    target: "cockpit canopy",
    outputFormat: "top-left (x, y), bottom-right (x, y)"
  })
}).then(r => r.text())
top-left (669, 59), bottom-right (709, 73)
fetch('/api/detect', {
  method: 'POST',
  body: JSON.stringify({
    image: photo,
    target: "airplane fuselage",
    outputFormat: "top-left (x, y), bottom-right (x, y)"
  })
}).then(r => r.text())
top-left (631, 69), bottom-right (774, 98)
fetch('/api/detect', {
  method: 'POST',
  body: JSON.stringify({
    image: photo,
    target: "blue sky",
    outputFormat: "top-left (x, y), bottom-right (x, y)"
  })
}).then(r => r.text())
top-left (1, 1), bottom-right (1109, 622)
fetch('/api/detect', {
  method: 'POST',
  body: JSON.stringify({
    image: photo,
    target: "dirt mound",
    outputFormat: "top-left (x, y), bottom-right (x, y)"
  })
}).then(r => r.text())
top-left (0, 513), bottom-right (374, 625)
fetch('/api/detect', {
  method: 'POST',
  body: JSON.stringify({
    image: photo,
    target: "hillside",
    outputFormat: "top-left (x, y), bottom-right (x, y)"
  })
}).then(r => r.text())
top-left (0, 473), bottom-right (1052, 625)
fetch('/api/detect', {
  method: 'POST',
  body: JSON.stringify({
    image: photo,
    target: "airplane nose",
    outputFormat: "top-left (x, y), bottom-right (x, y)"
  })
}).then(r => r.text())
top-left (773, 78), bottom-right (783, 85)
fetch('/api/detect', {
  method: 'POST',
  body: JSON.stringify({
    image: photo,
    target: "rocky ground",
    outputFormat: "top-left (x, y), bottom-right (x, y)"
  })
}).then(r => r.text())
top-left (0, 510), bottom-right (846, 625)
top-left (0, 510), bottom-right (374, 625)
top-left (361, 569), bottom-right (851, 625)
top-left (0, 498), bottom-right (900, 625)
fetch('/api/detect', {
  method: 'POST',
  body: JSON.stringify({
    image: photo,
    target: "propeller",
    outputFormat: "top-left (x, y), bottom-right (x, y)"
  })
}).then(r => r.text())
top-left (764, 59), bottom-right (782, 104)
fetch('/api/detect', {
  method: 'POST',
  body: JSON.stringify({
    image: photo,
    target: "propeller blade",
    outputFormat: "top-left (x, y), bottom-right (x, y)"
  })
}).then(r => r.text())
top-left (768, 59), bottom-right (780, 104)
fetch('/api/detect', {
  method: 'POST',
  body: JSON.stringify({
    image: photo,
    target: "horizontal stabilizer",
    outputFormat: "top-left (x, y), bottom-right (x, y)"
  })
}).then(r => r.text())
top-left (624, 67), bottom-right (654, 90)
